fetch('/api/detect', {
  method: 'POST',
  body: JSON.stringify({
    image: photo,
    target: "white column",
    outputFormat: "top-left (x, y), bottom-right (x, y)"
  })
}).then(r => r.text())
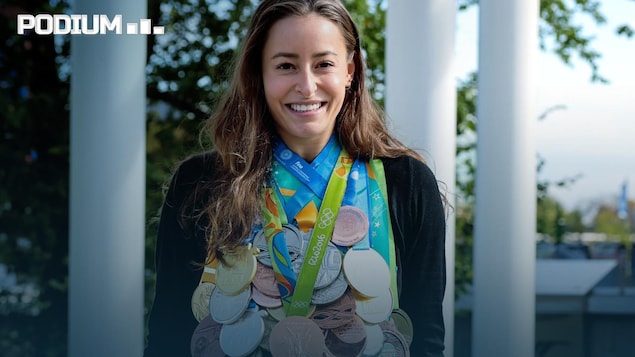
top-left (69, 2), bottom-right (146, 356)
top-left (472, 0), bottom-right (539, 356)
top-left (386, 2), bottom-right (457, 356)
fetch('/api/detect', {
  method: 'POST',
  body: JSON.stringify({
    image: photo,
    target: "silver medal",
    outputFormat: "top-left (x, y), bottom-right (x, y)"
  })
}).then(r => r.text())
top-left (209, 285), bottom-right (251, 324)
top-left (312, 271), bottom-right (348, 305)
top-left (253, 225), bottom-right (303, 267)
top-left (219, 310), bottom-right (265, 357)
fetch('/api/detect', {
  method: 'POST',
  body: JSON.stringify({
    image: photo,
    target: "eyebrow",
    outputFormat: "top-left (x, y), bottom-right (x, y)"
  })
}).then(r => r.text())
top-left (270, 51), bottom-right (338, 60)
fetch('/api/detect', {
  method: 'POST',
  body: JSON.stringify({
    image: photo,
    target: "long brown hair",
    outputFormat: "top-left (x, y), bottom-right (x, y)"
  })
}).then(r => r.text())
top-left (196, 0), bottom-right (420, 259)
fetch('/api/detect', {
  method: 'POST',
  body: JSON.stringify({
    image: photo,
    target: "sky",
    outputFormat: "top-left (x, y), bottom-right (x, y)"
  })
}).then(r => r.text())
top-left (455, 1), bottom-right (635, 212)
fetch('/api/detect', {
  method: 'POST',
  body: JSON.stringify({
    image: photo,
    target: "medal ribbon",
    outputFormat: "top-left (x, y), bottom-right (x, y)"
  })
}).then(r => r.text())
top-left (272, 137), bottom-right (341, 231)
top-left (288, 149), bottom-right (352, 316)
top-left (262, 187), bottom-right (297, 302)
top-left (341, 160), bottom-right (362, 207)
top-left (368, 159), bottom-right (399, 308)
top-left (263, 145), bottom-right (352, 316)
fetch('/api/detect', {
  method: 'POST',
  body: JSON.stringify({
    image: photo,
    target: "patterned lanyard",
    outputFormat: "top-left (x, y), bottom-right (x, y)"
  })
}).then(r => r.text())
top-left (271, 137), bottom-right (340, 231)
top-left (262, 144), bottom-right (352, 316)
top-left (367, 159), bottom-right (399, 308)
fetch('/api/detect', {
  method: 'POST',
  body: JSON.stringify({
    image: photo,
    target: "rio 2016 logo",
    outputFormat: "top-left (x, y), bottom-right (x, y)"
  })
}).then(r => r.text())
top-left (316, 208), bottom-right (335, 230)
top-left (17, 14), bottom-right (164, 35)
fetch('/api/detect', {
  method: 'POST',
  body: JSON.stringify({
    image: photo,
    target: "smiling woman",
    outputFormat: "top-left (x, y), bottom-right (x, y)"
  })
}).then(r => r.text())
top-left (261, 13), bottom-right (354, 161)
top-left (144, 1), bottom-right (447, 356)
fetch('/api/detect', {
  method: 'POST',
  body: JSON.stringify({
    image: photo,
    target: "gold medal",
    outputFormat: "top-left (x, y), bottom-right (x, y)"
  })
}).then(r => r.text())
top-left (191, 282), bottom-right (216, 322)
top-left (216, 245), bottom-right (257, 296)
top-left (391, 308), bottom-right (414, 347)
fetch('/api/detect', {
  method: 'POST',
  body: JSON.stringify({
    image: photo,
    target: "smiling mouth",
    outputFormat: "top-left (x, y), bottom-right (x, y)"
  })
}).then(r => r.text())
top-left (288, 102), bottom-right (325, 112)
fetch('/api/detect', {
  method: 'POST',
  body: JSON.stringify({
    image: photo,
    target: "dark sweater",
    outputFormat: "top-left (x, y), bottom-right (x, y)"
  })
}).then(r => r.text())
top-left (144, 152), bottom-right (446, 356)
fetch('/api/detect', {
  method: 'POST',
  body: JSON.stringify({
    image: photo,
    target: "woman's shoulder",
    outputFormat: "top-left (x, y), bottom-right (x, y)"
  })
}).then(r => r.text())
top-left (166, 151), bottom-right (220, 205)
top-left (175, 151), bottom-right (219, 178)
top-left (379, 155), bottom-right (438, 187)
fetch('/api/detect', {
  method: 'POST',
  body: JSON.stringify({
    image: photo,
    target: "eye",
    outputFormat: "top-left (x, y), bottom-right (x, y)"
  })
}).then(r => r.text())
top-left (276, 63), bottom-right (294, 70)
top-left (317, 61), bottom-right (334, 68)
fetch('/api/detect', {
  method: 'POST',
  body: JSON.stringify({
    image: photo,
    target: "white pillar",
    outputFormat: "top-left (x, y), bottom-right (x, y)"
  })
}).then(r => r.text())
top-left (386, 2), bottom-right (457, 356)
top-left (472, 0), bottom-right (538, 356)
top-left (69, 2), bottom-right (146, 356)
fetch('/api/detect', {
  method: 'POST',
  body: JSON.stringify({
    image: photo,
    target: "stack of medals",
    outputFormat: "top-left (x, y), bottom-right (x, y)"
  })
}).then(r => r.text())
top-left (190, 228), bottom-right (413, 356)
top-left (190, 143), bottom-right (413, 356)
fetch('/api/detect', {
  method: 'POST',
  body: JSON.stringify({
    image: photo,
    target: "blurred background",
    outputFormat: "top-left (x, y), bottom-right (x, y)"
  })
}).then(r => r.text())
top-left (1, 0), bottom-right (633, 356)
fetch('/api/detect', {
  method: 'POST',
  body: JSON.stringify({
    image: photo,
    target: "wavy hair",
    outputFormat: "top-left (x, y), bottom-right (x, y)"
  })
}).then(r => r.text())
top-left (196, 0), bottom-right (421, 259)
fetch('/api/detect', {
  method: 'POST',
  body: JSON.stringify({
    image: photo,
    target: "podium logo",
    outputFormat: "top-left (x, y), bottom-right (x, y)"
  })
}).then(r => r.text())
top-left (17, 14), bottom-right (165, 35)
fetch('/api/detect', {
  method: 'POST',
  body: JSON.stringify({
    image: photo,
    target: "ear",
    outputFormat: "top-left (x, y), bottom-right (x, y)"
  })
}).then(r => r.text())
top-left (346, 58), bottom-right (355, 87)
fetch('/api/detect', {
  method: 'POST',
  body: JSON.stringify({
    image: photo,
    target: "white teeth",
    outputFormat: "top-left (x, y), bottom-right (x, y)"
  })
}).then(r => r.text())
top-left (290, 103), bottom-right (321, 112)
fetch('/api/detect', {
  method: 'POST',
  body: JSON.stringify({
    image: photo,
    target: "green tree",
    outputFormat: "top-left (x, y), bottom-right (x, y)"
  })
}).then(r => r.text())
top-left (0, 1), bottom-right (70, 356)
top-left (593, 203), bottom-right (632, 241)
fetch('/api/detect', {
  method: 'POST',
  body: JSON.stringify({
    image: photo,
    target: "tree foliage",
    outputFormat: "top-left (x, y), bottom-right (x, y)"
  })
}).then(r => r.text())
top-left (0, 1), bottom-right (70, 355)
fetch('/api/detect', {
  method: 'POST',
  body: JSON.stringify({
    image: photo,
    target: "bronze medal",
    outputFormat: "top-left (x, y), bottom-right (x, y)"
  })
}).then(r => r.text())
top-left (251, 285), bottom-right (282, 308)
top-left (190, 316), bottom-right (223, 357)
top-left (324, 315), bottom-right (367, 357)
top-left (252, 262), bottom-right (281, 298)
top-left (268, 316), bottom-right (326, 357)
top-left (331, 206), bottom-right (369, 246)
top-left (311, 289), bottom-right (356, 330)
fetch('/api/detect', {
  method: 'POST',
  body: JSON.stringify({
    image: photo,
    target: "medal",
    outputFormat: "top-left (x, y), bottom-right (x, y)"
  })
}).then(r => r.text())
top-left (209, 284), bottom-right (251, 324)
top-left (190, 316), bottom-right (223, 357)
top-left (362, 323), bottom-right (384, 356)
top-left (354, 288), bottom-right (393, 324)
top-left (311, 289), bottom-right (355, 330)
top-left (216, 245), bottom-right (257, 296)
top-left (311, 271), bottom-right (348, 305)
top-left (253, 225), bottom-right (303, 267)
top-left (191, 282), bottom-right (216, 322)
top-left (331, 206), bottom-right (369, 246)
top-left (343, 248), bottom-right (390, 298)
top-left (268, 316), bottom-right (326, 357)
top-left (391, 308), bottom-right (414, 347)
top-left (324, 315), bottom-right (367, 357)
top-left (381, 329), bottom-right (410, 357)
top-left (251, 285), bottom-right (282, 308)
top-left (252, 262), bottom-right (281, 298)
top-left (219, 310), bottom-right (265, 357)
top-left (294, 240), bottom-right (342, 290)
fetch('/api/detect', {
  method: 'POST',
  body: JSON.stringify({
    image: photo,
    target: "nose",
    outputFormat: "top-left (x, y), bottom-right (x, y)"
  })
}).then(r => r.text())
top-left (296, 69), bottom-right (317, 98)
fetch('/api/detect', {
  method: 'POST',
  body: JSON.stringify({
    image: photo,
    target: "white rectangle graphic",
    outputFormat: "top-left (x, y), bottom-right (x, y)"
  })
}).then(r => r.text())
top-left (126, 23), bottom-right (137, 35)
top-left (140, 19), bottom-right (151, 35)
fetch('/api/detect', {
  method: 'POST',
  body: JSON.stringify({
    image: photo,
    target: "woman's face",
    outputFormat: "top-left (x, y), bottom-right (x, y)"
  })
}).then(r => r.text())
top-left (262, 13), bottom-right (354, 159)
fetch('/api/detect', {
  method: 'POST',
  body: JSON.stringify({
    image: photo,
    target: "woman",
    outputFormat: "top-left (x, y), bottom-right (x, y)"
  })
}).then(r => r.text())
top-left (144, 0), bottom-right (446, 356)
